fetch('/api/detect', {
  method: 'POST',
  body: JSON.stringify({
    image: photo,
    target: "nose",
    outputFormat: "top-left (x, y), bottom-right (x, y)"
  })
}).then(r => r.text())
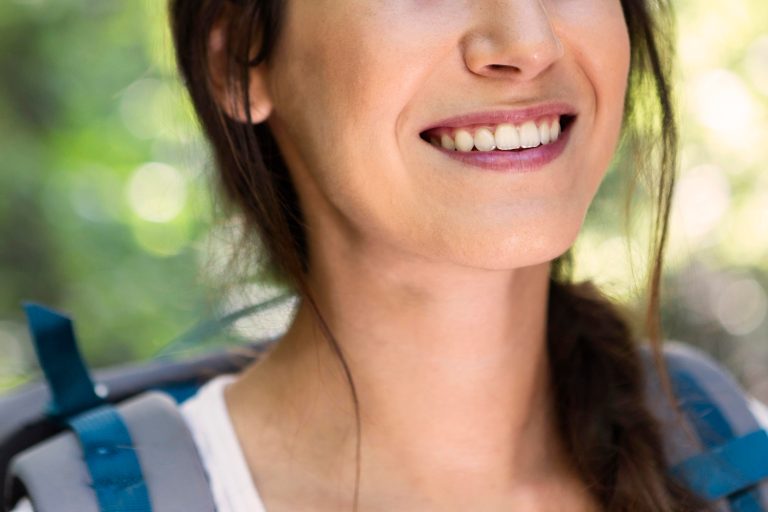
top-left (462, 0), bottom-right (564, 81)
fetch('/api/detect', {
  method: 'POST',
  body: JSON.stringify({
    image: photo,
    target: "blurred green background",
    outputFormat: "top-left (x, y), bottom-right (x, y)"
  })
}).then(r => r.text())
top-left (1, 0), bottom-right (766, 399)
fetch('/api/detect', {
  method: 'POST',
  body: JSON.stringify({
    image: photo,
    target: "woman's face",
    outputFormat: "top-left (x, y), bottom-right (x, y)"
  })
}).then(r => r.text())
top-left (257, 0), bottom-right (631, 270)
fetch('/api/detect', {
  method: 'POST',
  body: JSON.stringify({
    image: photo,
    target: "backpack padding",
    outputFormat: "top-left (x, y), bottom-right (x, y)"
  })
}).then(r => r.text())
top-left (638, 343), bottom-right (705, 466)
top-left (8, 392), bottom-right (216, 512)
top-left (665, 342), bottom-right (763, 440)
top-left (638, 343), bottom-right (729, 512)
top-left (639, 341), bottom-right (768, 510)
top-left (6, 429), bottom-right (99, 512)
top-left (113, 392), bottom-right (215, 512)
top-left (665, 341), bottom-right (768, 512)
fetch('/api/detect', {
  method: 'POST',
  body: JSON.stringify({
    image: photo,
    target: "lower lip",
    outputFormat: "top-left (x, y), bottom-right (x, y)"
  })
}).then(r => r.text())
top-left (425, 119), bottom-right (574, 173)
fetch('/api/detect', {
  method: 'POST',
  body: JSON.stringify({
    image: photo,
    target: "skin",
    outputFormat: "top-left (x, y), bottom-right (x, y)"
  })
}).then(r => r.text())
top-left (217, 0), bottom-right (631, 510)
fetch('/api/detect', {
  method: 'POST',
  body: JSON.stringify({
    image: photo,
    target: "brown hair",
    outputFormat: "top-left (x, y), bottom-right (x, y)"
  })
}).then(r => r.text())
top-left (169, 1), bottom-right (711, 510)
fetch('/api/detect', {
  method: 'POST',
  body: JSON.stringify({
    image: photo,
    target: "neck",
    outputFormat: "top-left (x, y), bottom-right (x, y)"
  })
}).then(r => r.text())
top-left (228, 246), bottom-right (575, 507)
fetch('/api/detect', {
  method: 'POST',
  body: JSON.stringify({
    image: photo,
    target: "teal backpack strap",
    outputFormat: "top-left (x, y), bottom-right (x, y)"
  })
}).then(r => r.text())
top-left (68, 406), bottom-right (152, 511)
top-left (12, 304), bottom-right (152, 511)
top-left (22, 304), bottom-right (105, 419)
top-left (639, 342), bottom-right (768, 511)
top-left (9, 392), bottom-right (216, 512)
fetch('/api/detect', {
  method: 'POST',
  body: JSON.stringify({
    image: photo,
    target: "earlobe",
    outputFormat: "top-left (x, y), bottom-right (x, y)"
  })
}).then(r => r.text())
top-left (207, 20), bottom-right (273, 124)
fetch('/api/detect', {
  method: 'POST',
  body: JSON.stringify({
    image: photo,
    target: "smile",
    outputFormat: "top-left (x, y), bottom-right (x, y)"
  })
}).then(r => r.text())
top-left (420, 115), bottom-right (575, 152)
top-left (421, 116), bottom-right (574, 153)
top-left (420, 114), bottom-right (576, 173)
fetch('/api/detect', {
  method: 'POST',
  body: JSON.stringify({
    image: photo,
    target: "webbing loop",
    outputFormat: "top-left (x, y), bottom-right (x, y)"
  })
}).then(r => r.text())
top-left (23, 303), bottom-right (104, 419)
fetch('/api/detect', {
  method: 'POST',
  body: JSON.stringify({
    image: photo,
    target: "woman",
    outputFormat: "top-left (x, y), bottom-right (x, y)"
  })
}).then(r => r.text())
top-left (11, 0), bottom-right (768, 511)
top-left (169, 0), bottom-right (768, 511)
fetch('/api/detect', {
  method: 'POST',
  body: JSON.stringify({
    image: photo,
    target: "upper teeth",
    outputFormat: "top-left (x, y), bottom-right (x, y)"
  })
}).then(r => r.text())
top-left (428, 118), bottom-right (562, 153)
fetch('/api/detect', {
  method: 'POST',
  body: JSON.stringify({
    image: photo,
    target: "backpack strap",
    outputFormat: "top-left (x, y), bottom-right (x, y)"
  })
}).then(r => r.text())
top-left (12, 304), bottom-right (153, 512)
top-left (6, 304), bottom-right (217, 512)
top-left (639, 342), bottom-right (768, 511)
top-left (8, 392), bottom-right (216, 512)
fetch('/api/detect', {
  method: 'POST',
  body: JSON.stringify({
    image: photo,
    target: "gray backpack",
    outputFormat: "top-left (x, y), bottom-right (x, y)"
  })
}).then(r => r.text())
top-left (3, 305), bottom-right (768, 511)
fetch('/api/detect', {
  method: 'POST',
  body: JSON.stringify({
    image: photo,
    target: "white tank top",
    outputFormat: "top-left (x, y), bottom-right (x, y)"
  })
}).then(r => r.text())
top-left (180, 375), bottom-right (268, 512)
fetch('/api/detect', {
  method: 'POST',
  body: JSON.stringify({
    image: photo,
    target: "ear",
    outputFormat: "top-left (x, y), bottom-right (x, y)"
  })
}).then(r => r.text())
top-left (207, 18), bottom-right (273, 124)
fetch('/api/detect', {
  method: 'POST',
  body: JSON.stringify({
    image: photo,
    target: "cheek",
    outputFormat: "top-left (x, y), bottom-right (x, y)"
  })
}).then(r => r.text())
top-left (593, 11), bottom-right (631, 136)
top-left (266, 5), bottom-right (384, 216)
top-left (272, 2), bottom-right (437, 134)
top-left (564, 1), bottom-right (631, 131)
top-left (556, 0), bottom-right (631, 191)
top-left (267, 2), bottom-right (452, 229)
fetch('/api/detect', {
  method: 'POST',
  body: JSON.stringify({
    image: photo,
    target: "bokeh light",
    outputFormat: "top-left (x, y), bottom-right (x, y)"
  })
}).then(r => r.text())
top-left (690, 69), bottom-right (763, 153)
top-left (744, 35), bottom-right (768, 96)
top-left (127, 162), bottom-right (187, 223)
top-left (715, 277), bottom-right (767, 336)
top-left (671, 164), bottom-right (731, 243)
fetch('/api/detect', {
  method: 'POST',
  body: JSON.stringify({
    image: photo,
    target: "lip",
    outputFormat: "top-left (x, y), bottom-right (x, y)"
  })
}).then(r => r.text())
top-left (423, 115), bottom-right (576, 173)
top-left (419, 102), bottom-right (578, 133)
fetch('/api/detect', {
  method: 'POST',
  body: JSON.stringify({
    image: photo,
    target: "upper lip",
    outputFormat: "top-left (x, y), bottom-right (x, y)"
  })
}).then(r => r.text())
top-left (419, 102), bottom-right (578, 133)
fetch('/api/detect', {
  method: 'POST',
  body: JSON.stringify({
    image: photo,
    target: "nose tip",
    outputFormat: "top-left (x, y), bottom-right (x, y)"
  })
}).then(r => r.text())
top-left (474, 38), bottom-right (564, 80)
top-left (463, 0), bottom-right (564, 81)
